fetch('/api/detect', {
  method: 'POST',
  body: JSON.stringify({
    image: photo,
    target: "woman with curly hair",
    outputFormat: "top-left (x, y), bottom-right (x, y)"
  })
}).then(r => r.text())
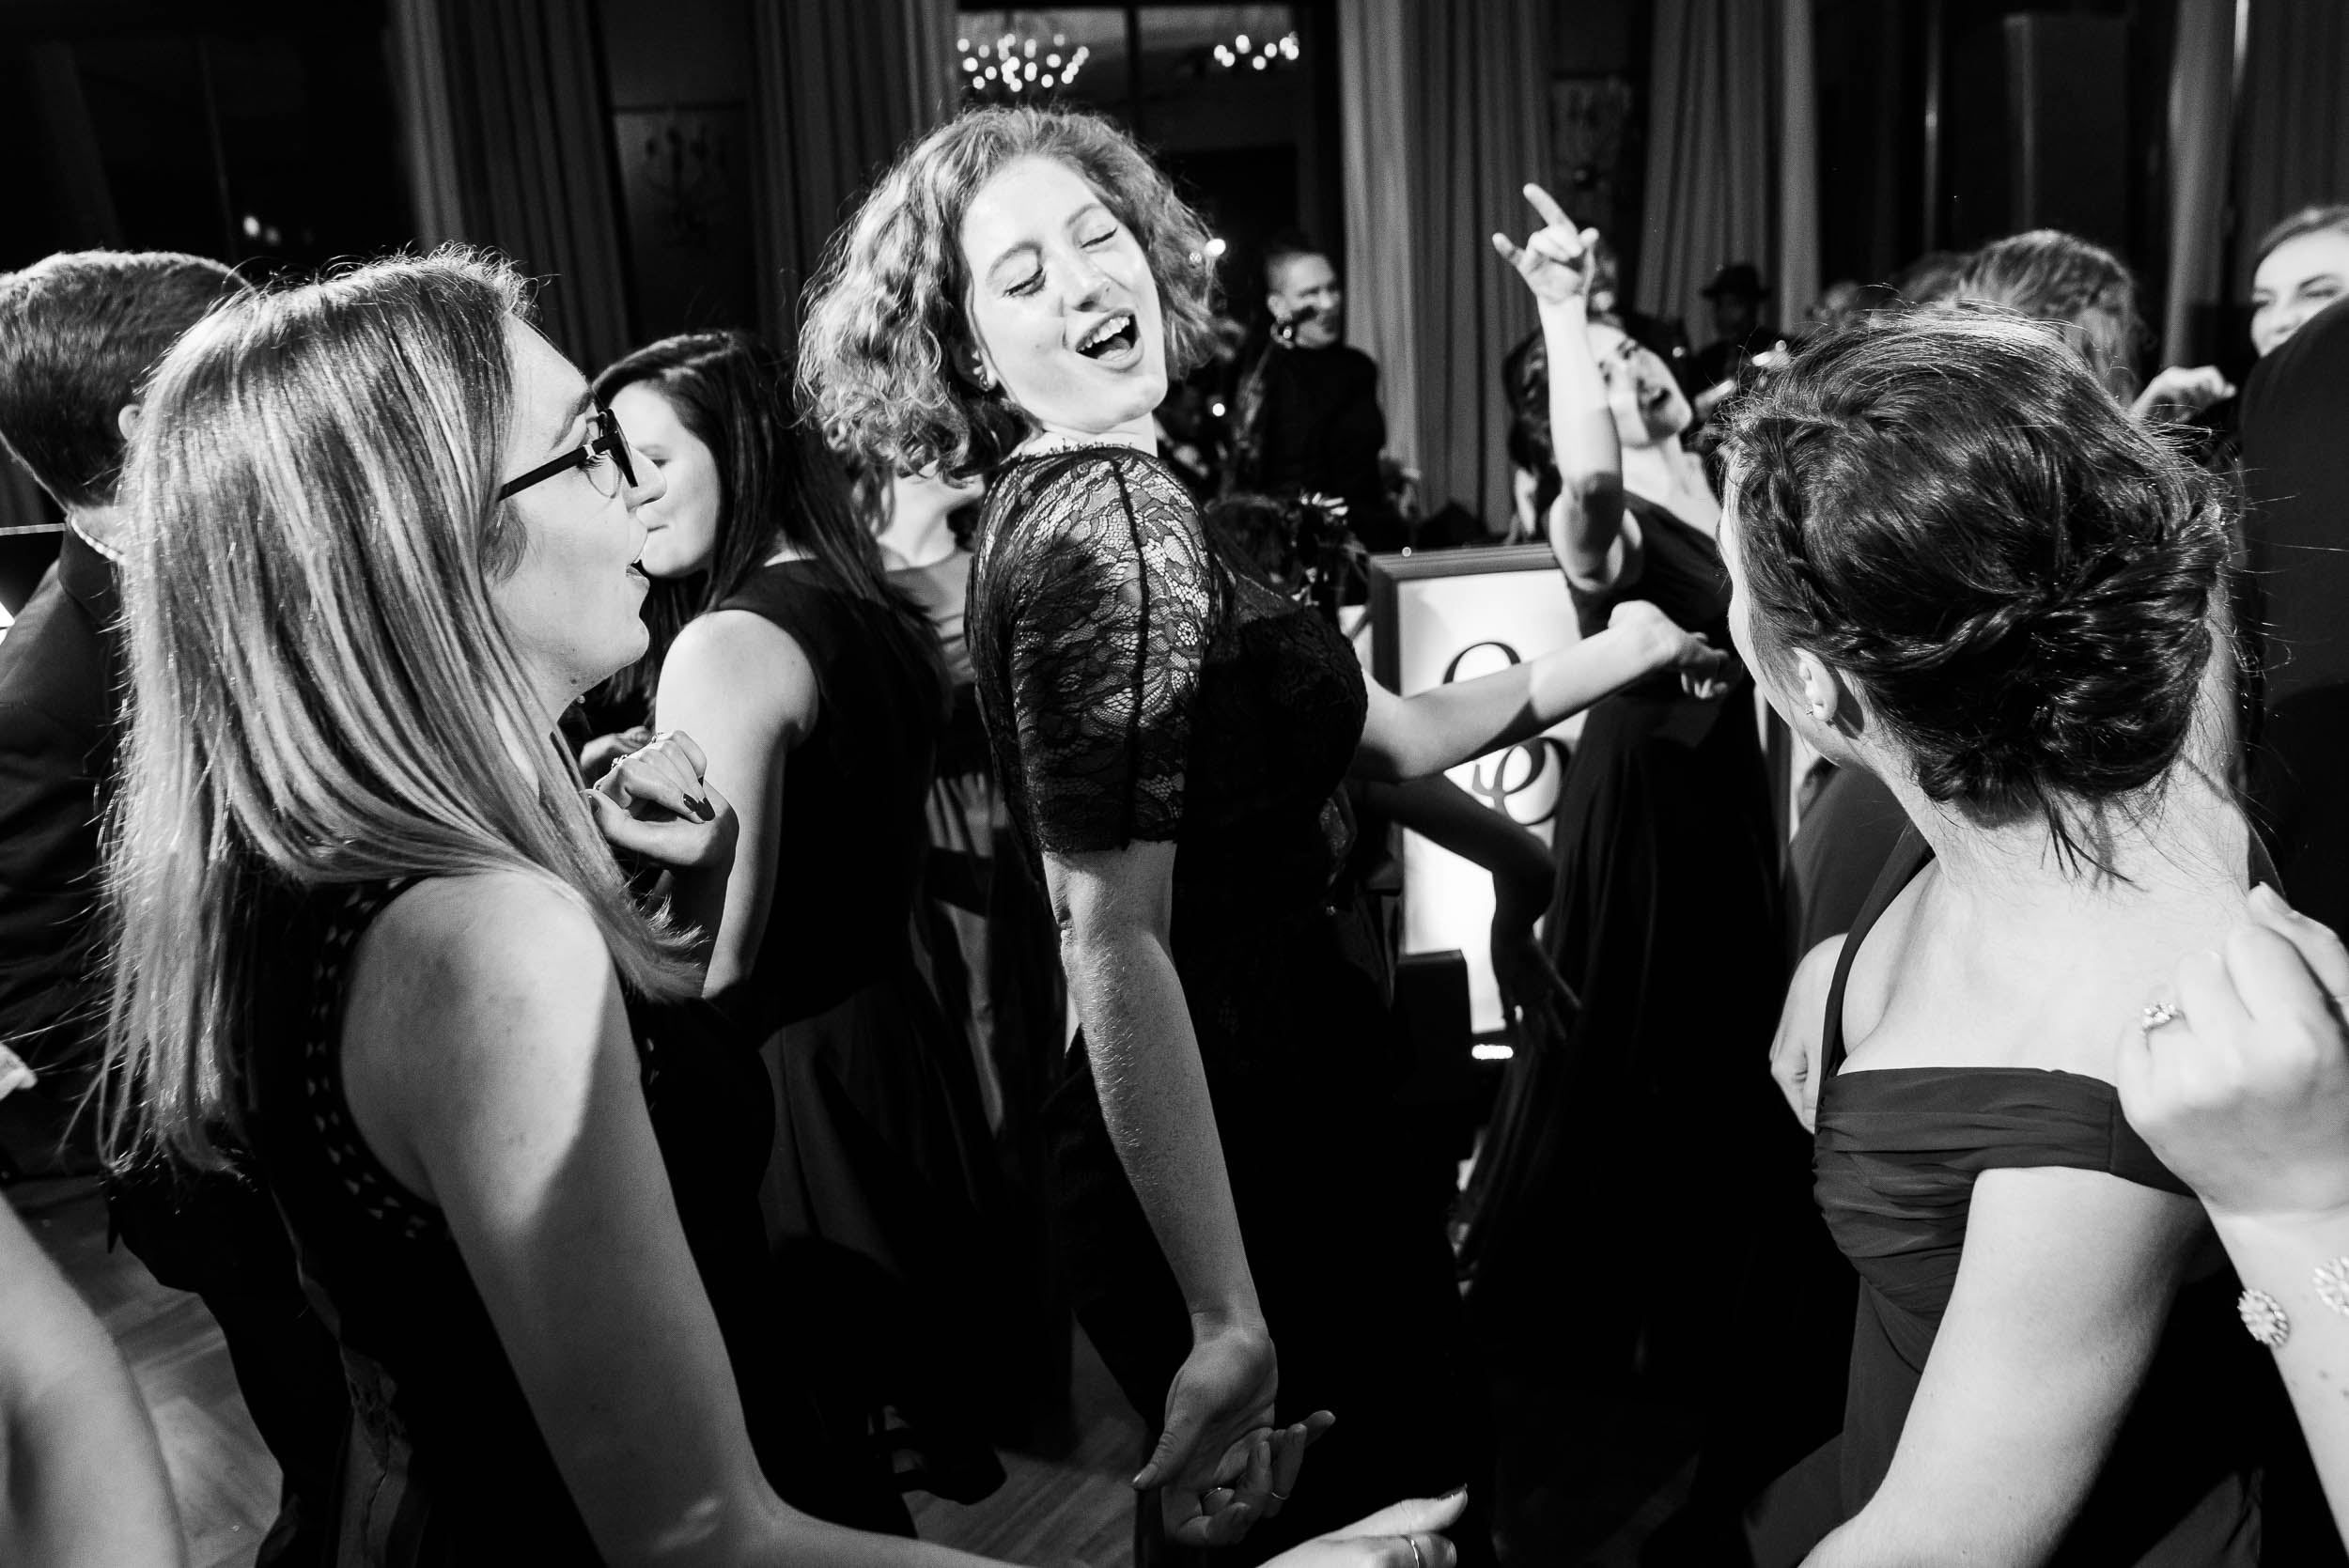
top-left (801, 106), bottom-right (1729, 1563)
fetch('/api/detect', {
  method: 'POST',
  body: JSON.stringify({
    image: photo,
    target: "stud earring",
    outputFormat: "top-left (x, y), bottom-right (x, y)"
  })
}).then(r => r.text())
top-left (1809, 703), bottom-right (1831, 722)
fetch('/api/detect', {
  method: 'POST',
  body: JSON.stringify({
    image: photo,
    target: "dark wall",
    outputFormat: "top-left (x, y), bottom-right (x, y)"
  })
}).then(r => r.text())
top-left (598, 0), bottom-right (760, 347)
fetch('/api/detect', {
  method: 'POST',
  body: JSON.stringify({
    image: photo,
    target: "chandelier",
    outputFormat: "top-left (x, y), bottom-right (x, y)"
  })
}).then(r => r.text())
top-left (1210, 29), bottom-right (1299, 71)
top-left (958, 28), bottom-right (1092, 97)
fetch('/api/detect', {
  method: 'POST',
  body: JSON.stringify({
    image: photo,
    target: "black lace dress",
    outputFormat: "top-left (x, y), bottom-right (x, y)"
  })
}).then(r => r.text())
top-left (239, 877), bottom-right (910, 1566)
top-left (969, 445), bottom-right (1486, 1562)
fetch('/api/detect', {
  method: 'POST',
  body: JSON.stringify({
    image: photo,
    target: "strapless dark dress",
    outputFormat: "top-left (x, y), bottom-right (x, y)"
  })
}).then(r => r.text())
top-left (1753, 830), bottom-right (2265, 1565)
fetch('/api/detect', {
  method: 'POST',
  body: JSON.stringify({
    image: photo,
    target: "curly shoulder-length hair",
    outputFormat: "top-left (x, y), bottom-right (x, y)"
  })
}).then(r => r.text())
top-left (800, 105), bottom-right (1219, 481)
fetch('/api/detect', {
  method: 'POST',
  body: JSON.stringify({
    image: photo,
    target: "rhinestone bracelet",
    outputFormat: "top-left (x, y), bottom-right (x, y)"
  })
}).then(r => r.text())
top-left (2241, 1257), bottom-right (2349, 1348)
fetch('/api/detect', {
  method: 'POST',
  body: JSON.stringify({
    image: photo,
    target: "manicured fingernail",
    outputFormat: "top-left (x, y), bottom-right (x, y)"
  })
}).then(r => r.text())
top-left (689, 796), bottom-right (714, 821)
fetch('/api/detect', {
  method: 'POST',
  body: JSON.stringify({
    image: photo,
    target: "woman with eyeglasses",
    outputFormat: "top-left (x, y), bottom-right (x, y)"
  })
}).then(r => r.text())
top-left (590, 329), bottom-right (1004, 1498)
top-left (99, 251), bottom-right (1477, 1568)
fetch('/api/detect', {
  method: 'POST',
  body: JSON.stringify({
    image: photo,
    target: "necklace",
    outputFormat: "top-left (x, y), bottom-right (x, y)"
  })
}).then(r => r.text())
top-left (1013, 428), bottom-right (1154, 461)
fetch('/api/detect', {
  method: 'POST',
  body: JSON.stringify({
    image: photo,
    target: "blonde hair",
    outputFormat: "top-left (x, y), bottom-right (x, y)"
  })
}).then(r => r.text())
top-left (101, 249), bottom-right (695, 1170)
top-left (1956, 230), bottom-right (2145, 402)
top-left (799, 104), bottom-right (1220, 481)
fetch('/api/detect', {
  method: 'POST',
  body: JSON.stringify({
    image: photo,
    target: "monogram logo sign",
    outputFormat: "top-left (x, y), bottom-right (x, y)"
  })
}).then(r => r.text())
top-left (1368, 548), bottom-right (1585, 1037)
top-left (1442, 640), bottom-right (1571, 831)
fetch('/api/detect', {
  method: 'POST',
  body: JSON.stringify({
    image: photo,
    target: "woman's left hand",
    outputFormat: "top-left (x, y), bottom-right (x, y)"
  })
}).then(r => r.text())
top-left (583, 730), bottom-right (737, 871)
top-left (2130, 364), bottom-right (2236, 421)
top-left (2118, 883), bottom-right (2349, 1223)
top-left (1491, 184), bottom-right (1599, 311)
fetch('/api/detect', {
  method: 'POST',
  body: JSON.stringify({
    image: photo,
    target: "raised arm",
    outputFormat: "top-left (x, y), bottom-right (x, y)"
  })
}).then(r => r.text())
top-left (0, 1195), bottom-right (186, 1568)
top-left (343, 873), bottom-right (1007, 1568)
top-left (1351, 599), bottom-right (1729, 784)
top-left (1803, 1166), bottom-right (2206, 1566)
top-left (1492, 184), bottom-right (1634, 591)
top-left (647, 610), bottom-right (816, 998)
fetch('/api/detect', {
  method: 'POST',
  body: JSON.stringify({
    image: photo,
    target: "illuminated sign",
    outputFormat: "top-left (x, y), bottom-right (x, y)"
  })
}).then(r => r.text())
top-left (1367, 546), bottom-right (1584, 1036)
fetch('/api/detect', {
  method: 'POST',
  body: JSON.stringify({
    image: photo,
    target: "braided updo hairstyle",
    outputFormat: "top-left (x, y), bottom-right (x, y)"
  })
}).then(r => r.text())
top-left (1721, 304), bottom-right (2233, 867)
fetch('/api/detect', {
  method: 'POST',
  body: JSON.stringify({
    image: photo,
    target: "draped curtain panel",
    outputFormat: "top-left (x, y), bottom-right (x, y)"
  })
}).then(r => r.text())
top-left (2232, 0), bottom-right (2349, 295)
top-left (1636, 0), bottom-right (1779, 339)
top-left (391, 0), bottom-right (634, 373)
top-left (1776, 0), bottom-right (1820, 321)
top-left (1338, 0), bottom-right (1421, 479)
top-left (1340, 0), bottom-right (1548, 529)
top-left (751, 0), bottom-right (959, 344)
top-left (2165, 0), bottom-right (2235, 364)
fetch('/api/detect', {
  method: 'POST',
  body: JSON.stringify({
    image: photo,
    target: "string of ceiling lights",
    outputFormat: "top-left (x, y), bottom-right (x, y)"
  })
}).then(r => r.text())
top-left (956, 20), bottom-right (1302, 99)
top-left (957, 30), bottom-right (1090, 95)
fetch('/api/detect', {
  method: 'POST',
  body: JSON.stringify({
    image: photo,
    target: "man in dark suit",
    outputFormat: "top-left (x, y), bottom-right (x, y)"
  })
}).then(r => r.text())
top-left (0, 251), bottom-right (346, 1567)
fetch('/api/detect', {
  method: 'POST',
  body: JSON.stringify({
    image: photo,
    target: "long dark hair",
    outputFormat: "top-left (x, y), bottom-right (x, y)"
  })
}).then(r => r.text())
top-left (591, 329), bottom-right (926, 706)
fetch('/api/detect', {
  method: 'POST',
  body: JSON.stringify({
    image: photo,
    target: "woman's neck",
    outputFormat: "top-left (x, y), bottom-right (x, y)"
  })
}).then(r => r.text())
top-left (1889, 756), bottom-right (2248, 936)
top-left (1016, 412), bottom-right (1156, 458)
top-left (876, 503), bottom-right (959, 571)
top-left (1621, 437), bottom-right (1699, 514)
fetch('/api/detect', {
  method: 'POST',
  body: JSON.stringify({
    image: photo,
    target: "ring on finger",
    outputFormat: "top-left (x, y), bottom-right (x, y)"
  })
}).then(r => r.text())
top-left (2140, 1001), bottom-right (2182, 1034)
top-left (1402, 1535), bottom-right (1424, 1568)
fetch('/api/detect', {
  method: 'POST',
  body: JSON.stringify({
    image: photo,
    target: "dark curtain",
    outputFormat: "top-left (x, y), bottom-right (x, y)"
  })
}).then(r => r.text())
top-left (2233, 0), bottom-right (2349, 294)
top-left (1340, 0), bottom-right (1548, 532)
top-left (392, 0), bottom-right (633, 372)
top-left (752, 0), bottom-right (957, 344)
top-left (1635, 0), bottom-right (1778, 337)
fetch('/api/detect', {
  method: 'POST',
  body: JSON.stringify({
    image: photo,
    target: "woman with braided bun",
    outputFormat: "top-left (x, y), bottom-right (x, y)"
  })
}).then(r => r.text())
top-left (1724, 305), bottom-right (2271, 1565)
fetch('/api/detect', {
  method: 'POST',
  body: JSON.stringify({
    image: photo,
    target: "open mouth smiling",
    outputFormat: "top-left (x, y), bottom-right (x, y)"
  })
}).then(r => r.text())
top-left (1076, 311), bottom-right (1138, 358)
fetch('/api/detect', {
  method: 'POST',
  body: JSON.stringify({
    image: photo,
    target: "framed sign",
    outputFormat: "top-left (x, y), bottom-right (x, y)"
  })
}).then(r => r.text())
top-left (1368, 546), bottom-right (1581, 1036)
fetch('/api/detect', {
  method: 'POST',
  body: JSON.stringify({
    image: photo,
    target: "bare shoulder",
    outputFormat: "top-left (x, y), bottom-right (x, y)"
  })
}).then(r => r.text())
top-left (660, 608), bottom-right (815, 734)
top-left (345, 874), bottom-right (616, 1093)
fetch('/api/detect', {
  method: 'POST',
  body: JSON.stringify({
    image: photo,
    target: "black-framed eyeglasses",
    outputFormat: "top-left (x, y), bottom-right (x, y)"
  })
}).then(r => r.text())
top-left (498, 406), bottom-right (639, 501)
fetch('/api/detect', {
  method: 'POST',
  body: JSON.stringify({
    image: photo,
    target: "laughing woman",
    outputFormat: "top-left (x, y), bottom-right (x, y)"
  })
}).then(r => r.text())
top-left (801, 107), bottom-right (1729, 1563)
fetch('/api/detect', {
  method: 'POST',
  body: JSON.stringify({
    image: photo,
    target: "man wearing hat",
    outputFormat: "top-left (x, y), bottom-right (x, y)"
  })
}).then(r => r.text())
top-left (1690, 260), bottom-right (1780, 395)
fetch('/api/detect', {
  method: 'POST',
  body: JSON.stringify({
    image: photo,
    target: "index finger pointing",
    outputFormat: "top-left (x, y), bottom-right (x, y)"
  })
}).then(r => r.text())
top-left (1521, 182), bottom-right (1574, 231)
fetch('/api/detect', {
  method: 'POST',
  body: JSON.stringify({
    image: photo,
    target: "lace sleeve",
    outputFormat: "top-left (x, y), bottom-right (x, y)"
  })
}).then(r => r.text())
top-left (1002, 455), bottom-right (1215, 855)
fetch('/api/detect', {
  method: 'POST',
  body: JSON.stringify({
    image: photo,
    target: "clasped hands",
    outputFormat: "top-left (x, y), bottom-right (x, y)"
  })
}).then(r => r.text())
top-left (1139, 1316), bottom-right (1327, 1547)
top-left (580, 727), bottom-right (736, 870)
top-left (1143, 1320), bottom-right (1467, 1566)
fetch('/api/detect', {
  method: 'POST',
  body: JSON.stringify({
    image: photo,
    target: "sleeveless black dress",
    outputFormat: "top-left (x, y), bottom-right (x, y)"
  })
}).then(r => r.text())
top-left (710, 559), bottom-right (1004, 1499)
top-left (968, 446), bottom-right (1487, 1563)
top-left (240, 877), bottom-right (910, 1567)
top-left (1751, 831), bottom-right (2264, 1564)
top-left (1467, 494), bottom-right (1788, 1399)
